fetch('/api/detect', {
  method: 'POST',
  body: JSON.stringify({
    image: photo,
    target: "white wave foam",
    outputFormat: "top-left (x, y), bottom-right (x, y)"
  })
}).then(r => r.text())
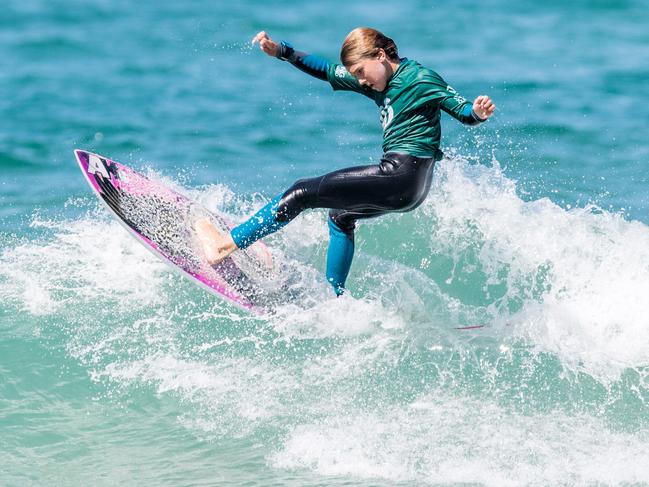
top-left (99, 351), bottom-right (299, 438)
top-left (0, 215), bottom-right (168, 315)
top-left (272, 393), bottom-right (649, 486)
top-left (420, 155), bottom-right (649, 379)
top-left (271, 293), bottom-right (406, 339)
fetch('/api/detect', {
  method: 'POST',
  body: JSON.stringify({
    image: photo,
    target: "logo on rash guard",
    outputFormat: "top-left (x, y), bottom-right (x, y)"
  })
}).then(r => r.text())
top-left (380, 98), bottom-right (394, 130)
top-left (335, 66), bottom-right (348, 78)
top-left (446, 85), bottom-right (466, 104)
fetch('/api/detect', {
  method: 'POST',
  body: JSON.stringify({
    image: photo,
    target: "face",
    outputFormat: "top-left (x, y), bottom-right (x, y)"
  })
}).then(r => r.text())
top-left (347, 50), bottom-right (393, 92)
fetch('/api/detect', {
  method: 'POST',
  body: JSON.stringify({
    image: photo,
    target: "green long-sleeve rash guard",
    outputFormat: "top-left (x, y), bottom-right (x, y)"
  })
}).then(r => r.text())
top-left (276, 41), bottom-right (486, 159)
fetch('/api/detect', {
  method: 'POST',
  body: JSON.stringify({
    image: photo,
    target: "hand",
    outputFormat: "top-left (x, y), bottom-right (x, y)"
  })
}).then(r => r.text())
top-left (472, 95), bottom-right (496, 120)
top-left (252, 31), bottom-right (279, 57)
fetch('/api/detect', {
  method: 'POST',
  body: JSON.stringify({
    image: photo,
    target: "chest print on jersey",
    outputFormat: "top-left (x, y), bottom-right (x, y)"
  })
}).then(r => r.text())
top-left (380, 98), bottom-right (394, 130)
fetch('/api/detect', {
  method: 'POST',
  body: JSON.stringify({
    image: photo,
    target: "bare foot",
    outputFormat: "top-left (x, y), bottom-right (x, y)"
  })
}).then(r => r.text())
top-left (194, 218), bottom-right (238, 265)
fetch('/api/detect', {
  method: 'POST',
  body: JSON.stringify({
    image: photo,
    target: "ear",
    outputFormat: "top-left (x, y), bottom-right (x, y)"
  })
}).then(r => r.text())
top-left (376, 48), bottom-right (387, 62)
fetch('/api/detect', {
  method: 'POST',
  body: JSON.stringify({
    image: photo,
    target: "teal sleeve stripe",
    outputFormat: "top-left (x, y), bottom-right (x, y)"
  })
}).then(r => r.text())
top-left (461, 102), bottom-right (486, 126)
top-left (278, 40), bottom-right (329, 81)
top-left (297, 54), bottom-right (329, 81)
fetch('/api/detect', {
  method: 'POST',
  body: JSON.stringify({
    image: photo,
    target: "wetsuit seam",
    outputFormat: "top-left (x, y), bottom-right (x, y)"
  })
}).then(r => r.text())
top-left (315, 174), bottom-right (326, 201)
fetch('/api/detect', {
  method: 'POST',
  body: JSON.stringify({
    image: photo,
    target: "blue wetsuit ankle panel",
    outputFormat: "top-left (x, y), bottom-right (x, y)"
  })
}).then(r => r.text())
top-left (326, 218), bottom-right (354, 295)
top-left (230, 195), bottom-right (288, 249)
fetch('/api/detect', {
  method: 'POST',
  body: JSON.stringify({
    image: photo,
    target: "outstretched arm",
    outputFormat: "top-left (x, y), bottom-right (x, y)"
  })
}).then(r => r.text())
top-left (439, 88), bottom-right (496, 126)
top-left (419, 70), bottom-right (495, 125)
top-left (252, 31), bottom-right (329, 81)
top-left (251, 31), bottom-right (376, 98)
top-left (438, 89), bottom-right (496, 126)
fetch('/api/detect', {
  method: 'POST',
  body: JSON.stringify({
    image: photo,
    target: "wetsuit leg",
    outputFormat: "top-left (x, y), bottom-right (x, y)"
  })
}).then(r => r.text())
top-left (230, 195), bottom-right (289, 249)
top-left (230, 153), bottom-right (436, 293)
top-left (326, 218), bottom-right (355, 295)
top-left (325, 207), bottom-right (390, 295)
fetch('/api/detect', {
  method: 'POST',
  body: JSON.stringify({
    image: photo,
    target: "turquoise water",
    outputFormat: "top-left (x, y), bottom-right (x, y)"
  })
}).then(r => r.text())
top-left (2, 0), bottom-right (649, 485)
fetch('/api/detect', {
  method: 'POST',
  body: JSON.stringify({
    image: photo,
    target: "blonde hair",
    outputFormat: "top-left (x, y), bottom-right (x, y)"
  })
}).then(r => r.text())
top-left (340, 27), bottom-right (399, 67)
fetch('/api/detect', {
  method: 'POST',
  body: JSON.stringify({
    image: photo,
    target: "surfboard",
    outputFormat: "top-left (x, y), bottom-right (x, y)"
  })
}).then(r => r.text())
top-left (74, 149), bottom-right (278, 314)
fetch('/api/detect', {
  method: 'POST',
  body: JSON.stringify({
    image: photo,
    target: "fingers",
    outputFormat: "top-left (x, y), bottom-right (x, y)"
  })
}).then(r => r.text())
top-left (260, 38), bottom-right (276, 54)
top-left (474, 95), bottom-right (496, 118)
top-left (251, 30), bottom-right (277, 56)
top-left (251, 31), bottom-right (268, 45)
top-left (475, 95), bottom-right (494, 109)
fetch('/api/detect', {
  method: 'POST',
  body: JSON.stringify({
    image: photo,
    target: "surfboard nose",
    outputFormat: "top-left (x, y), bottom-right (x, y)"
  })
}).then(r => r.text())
top-left (74, 149), bottom-right (87, 163)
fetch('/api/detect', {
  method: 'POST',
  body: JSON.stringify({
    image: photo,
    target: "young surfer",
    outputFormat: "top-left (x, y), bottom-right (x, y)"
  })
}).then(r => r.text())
top-left (196, 27), bottom-right (495, 295)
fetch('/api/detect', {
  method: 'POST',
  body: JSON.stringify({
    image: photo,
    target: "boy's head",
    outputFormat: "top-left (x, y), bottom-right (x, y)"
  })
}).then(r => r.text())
top-left (341, 27), bottom-right (400, 92)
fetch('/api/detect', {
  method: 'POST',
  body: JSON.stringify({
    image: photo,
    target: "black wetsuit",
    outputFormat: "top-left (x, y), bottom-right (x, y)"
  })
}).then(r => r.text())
top-left (276, 152), bottom-right (436, 235)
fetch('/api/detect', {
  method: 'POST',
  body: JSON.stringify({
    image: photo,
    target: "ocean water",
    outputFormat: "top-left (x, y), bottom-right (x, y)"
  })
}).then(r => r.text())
top-left (1, 0), bottom-right (649, 485)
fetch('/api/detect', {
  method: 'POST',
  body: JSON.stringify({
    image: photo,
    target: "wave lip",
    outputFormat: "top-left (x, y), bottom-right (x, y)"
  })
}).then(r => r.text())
top-left (421, 156), bottom-right (649, 380)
